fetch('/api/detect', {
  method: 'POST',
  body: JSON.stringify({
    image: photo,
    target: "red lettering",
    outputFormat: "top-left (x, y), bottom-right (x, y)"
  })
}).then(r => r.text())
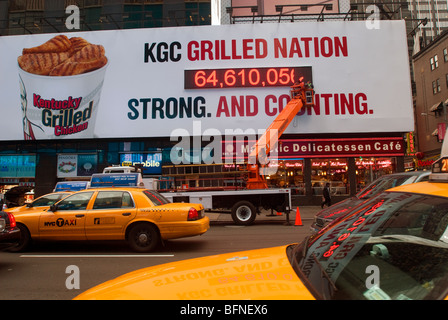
top-left (334, 37), bottom-right (348, 57)
top-left (216, 96), bottom-right (230, 117)
top-left (289, 38), bottom-right (303, 58)
top-left (301, 37), bottom-right (312, 57)
top-left (188, 41), bottom-right (199, 61)
top-left (242, 39), bottom-right (254, 59)
top-left (265, 95), bottom-right (277, 116)
top-left (201, 40), bottom-right (213, 60)
top-left (320, 37), bottom-right (333, 57)
top-left (231, 39), bottom-right (242, 60)
top-left (255, 39), bottom-right (268, 59)
top-left (220, 40), bottom-right (230, 60)
top-left (274, 38), bottom-right (287, 58)
top-left (273, 36), bottom-right (348, 58)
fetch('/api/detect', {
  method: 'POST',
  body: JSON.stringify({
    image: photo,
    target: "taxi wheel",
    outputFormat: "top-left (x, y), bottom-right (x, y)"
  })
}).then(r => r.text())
top-left (231, 201), bottom-right (256, 225)
top-left (128, 223), bottom-right (160, 253)
top-left (9, 223), bottom-right (31, 252)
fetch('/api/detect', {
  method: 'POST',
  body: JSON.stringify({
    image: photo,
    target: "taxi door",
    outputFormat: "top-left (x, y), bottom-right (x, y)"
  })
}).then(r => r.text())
top-left (38, 191), bottom-right (94, 240)
top-left (84, 190), bottom-right (137, 240)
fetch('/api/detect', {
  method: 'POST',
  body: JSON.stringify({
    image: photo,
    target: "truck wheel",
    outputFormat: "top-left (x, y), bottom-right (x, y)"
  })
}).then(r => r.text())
top-left (128, 223), bottom-right (160, 253)
top-left (231, 201), bottom-right (256, 225)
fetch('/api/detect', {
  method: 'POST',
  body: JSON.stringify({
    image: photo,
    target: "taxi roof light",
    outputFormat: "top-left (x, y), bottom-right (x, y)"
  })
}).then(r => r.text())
top-left (430, 137), bottom-right (448, 182)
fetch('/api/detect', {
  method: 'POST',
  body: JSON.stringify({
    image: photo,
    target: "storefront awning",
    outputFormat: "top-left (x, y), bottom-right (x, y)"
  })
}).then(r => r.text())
top-left (430, 101), bottom-right (443, 112)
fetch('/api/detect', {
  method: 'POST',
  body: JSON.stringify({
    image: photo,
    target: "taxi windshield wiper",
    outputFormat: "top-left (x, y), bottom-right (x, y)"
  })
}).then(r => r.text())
top-left (310, 253), bottom-right (338, 297)
top-left (287, 239), bottom-right (338, 300)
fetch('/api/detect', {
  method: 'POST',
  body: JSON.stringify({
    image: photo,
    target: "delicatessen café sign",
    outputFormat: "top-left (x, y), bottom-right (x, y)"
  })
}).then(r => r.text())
top-left (223, 137), bottom-right (404, 161)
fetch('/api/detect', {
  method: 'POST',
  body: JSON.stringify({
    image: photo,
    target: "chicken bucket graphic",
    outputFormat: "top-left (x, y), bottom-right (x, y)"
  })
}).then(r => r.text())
top-left (17, 35), bottom-right (108, 140)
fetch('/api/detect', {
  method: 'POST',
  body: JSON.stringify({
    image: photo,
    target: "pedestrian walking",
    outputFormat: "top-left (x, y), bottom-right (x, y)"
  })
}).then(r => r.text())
top-left (321, 183), bottom-right (331, 208)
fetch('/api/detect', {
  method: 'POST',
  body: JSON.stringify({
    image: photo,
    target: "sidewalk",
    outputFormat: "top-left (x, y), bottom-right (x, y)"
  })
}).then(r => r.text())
top-left (206, 206), bottom-right (322, 225)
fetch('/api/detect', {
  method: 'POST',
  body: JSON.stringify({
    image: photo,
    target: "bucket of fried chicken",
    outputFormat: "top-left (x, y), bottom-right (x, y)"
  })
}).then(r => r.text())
top-left (17, 35), bottom-right (108, 140)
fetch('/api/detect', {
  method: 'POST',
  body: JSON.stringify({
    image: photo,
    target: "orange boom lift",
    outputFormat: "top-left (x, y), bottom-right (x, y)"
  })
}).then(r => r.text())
top-left (246, 77), bottom-right (315, 189)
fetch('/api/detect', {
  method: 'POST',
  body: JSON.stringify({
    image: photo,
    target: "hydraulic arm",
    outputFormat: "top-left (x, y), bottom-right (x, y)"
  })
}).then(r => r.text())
top-left (246, 78), bottom-right (314, 189)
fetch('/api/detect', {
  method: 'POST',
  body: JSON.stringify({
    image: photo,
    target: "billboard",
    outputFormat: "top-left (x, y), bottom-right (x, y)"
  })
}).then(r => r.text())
top-left (57, 154), bottom-right (98, 177)
top-left (0, 155), bottom-right (36, 178)
top-left (0, 21), bottom-right (413, 141)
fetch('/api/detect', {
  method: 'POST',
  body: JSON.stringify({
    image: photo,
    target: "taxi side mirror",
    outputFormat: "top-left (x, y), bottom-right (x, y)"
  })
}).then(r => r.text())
top-left (49, 204), bottom-right (57, 212)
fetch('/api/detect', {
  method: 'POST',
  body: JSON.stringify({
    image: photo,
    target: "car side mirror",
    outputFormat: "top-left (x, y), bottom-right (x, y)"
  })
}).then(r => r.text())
top-left (26, 203), bottom-right (33, 208)
top-left (49, 204), bottom-right (57, 212)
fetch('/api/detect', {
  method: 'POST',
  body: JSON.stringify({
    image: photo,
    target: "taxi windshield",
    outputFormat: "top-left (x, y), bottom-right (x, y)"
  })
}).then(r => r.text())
top-left (356, 175), bottom-right (417, 199)
top-left (290, 191), bottom-right (448, 300)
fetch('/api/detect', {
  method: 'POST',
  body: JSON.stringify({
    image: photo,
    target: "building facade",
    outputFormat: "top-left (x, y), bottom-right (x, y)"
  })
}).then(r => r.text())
top-left (413, 30), bottom-right (448, 168)
top-left (0, 0), bottom-right (414, 206)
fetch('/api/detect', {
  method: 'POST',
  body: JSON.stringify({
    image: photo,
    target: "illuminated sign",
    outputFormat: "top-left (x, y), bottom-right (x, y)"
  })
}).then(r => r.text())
top-left (120, 153), bottom-right (162, 175)
top-left (432, 157), bottom-right (448, 174)
top-left (406, 132), bottom-right (416, 155)
top-left (90, 173), bottom-right (140, 188)
top-left (223, 137), bottom-right (404, 160)
top-left (57, 154), bottom-right (97, 177)
top-left (0, 155), bottom-right (36, 178)
top-left (184, 66), bottom-right (312, 89)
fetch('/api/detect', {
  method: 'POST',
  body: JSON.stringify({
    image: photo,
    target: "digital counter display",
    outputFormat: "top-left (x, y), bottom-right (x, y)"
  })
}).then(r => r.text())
top-left (184, 66), bottom-right (312, 89)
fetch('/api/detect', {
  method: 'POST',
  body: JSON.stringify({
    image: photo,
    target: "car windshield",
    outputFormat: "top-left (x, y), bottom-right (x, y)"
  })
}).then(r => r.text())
top-left (290, 191), bottom-right (448, 300)
top-left (356, 175), bottom-right (417, 200)
top-left (31, 193), bottom-right (68, 207)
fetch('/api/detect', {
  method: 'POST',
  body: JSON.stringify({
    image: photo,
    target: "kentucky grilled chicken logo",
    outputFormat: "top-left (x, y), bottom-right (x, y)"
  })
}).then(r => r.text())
top-left (18, 35), bottom-right (107, 139)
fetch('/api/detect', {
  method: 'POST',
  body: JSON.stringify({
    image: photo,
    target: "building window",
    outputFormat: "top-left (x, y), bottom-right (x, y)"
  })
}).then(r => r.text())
top-left (444, 48), bottom-right (448, 62)
top-left (433, 79), bottom-right (441, 94)
top-left (266, 160), bottom-right (305, 193)
top-left (355, 157), bottom-right (396, 191)
top-left (430, 55), bottom-right (439, 70)
top-left (311, 158), bottom-right (349, 196)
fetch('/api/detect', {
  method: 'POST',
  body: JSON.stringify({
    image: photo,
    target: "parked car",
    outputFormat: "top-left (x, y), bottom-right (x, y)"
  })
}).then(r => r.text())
top-left (11, 187), bottom-right (209, 253)
top-left (310, 171), bottom-right (431, 232)
top-left (0, 210), bottom-right (20, 250)
top-left (76, 172), bottom-right (448, 300)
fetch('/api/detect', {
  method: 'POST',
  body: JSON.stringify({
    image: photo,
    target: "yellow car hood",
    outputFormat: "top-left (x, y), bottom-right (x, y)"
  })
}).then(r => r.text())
top-left (75, 245), bottom-right (315, 300)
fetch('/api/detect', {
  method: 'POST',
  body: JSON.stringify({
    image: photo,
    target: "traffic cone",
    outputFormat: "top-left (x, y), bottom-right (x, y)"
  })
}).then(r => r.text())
top-left (294, 207), bottom-right (303, 226)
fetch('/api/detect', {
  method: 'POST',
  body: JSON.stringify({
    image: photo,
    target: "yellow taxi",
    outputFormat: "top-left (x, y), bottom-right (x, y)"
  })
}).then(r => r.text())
top-left (76, 155), bottom-right (448, 300)
top-left (11, 188), bottom-right (209, 253)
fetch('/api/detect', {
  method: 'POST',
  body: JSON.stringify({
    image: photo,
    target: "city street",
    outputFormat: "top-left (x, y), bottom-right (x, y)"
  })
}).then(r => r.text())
top-left (0, 207), bottom-right (318, 300)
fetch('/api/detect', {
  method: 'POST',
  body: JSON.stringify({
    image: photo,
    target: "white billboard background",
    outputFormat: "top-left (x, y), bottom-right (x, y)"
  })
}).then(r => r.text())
top-left (0, 21), bottom-right (413, 141)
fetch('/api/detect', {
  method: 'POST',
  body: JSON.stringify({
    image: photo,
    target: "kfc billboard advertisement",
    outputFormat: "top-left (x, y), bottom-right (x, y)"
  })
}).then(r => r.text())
top-left (0, 21), bottom-right (413, 141)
